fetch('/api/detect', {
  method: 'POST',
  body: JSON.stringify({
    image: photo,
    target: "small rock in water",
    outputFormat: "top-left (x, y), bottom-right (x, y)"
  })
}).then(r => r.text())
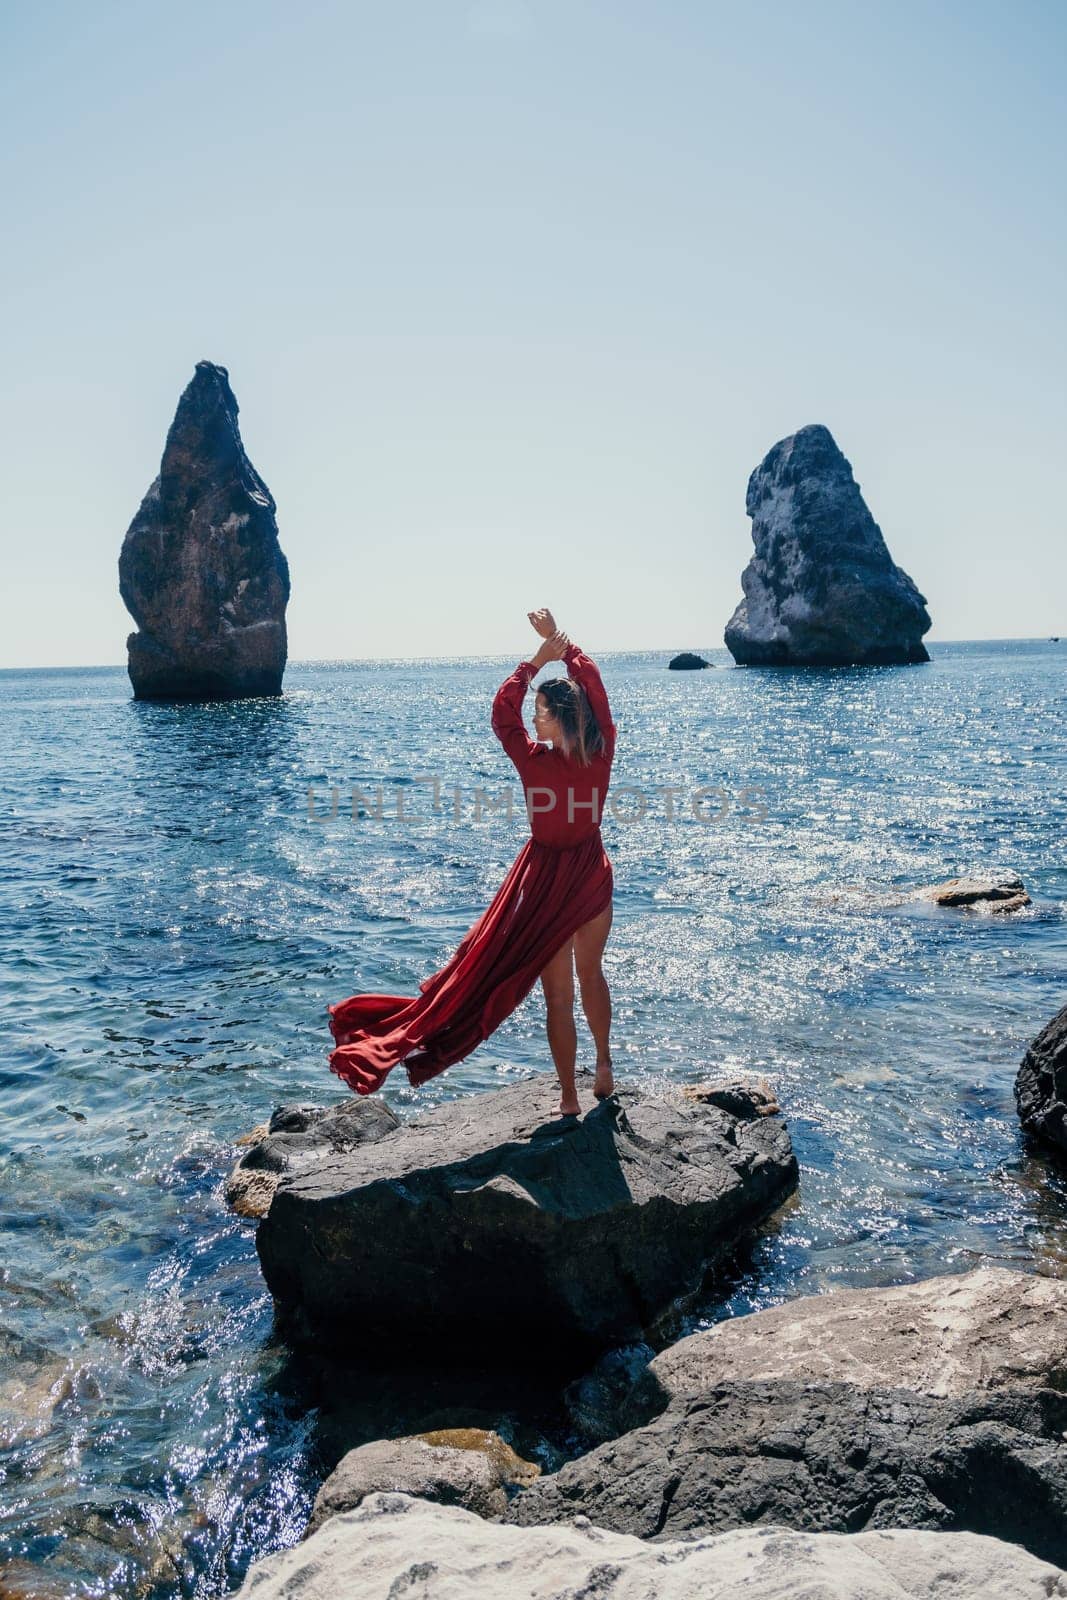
top-left (225, 1096), bottom-right (399, 1218)
top-left (668, 652), bottom-right (712, 669)
top-left (563, 1343), bottom-right (656, 1445)
top-left (915, 871), bottom-right (1030, 913)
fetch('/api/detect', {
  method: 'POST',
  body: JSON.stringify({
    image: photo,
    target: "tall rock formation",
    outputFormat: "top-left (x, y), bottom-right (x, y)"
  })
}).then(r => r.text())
top-left (119, 362), bottom-right (290, 699)
top-left (724, 425), bottom-right (931, 666)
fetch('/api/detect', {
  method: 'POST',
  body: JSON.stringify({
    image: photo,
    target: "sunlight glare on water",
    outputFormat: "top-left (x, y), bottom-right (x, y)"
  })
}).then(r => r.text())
top-left (1, 640), bottom-right (1065, 1595)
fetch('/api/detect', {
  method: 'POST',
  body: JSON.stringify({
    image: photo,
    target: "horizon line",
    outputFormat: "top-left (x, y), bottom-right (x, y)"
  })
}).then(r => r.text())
top-left (1, 634), bottom-right (1063, 674)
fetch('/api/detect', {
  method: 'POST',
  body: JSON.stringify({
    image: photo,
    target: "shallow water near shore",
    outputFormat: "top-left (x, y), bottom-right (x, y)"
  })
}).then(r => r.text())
top-left (2, 640), bottom-right (1066, 1596)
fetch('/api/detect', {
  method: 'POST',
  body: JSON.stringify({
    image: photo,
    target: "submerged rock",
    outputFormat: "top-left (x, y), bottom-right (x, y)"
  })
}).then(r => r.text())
top-left (118, 360), bottom-right (291, 700)
top-left (306, 1429), bottom-right (539, 1535)
top-left (563, 1343), bottom-right (656, 1445)
top-left (234, 1492), bottom-right (1067, 1599)
top-left (254, 1073), bottom-right (798, 1365)
top-left (668, 652), bottom-right (712, 669)
top-left (915, 871), bottom-right (1031, 914)
top-left (1016, 1003), bottom-right (1067, 1156)
top-left (724, 424), bottom-right (931, 666)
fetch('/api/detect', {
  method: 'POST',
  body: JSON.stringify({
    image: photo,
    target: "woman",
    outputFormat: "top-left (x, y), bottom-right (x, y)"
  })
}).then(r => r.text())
top-left (327, 607), bottom-right (616, 1115)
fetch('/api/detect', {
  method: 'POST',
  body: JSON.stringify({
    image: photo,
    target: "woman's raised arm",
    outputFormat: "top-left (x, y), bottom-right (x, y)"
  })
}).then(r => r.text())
top-left (562, 641), bottom-right (616, 763)
top-left (523, 614), bottom-right (616, 762)
top-left (491, 658), bottom-right (543, 771)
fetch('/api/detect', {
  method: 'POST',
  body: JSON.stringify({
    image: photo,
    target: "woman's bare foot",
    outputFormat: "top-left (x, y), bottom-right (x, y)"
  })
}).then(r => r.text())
top-left (593, 1057), bottom-right (615, 1099)
top-left (557, 1090), bottom-right (581, 1117)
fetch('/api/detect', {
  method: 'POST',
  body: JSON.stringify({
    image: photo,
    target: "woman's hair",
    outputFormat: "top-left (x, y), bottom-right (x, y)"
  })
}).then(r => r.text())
top-left (536, 676), bottom-right (606, 766)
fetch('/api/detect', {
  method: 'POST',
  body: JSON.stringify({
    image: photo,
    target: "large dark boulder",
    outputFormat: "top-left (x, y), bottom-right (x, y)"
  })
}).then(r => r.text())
top-left (118, 360), bottom-right (290, 700)
top-left (1016, 1004), bottom-right (1067, 1155)
top-left (725, 424), bottom-right (931, 666)
top-left (255, 1073), bottom-right (798, 1366)
top-left (509, 1379), bottom-right (1067, 1565)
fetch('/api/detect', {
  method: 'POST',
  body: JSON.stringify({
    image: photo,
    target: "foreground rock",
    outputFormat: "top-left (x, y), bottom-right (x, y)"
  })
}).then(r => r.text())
top-left (306, 1429), bottom-right (539, 1535)
top-left (234, 1492), bottom-right (1067, 1599)
top-left (226, 1098), bottom-right (399, 1218)
top-left (255, 1074), bottom-right (798, 1364)
top-left (916, 871), bottom-right (1031, 914)
top-left (512, 1269), bottom-right (1067, 1563)
top-left (668, 651), bottom-right (711, 669)
top-left (1016, 1003), bottom-right (1067, 1156)
top-left (724, 424), bottom-right (931, 666)
top-left (625, 1267), bottom-right (1067, 1424)
top-left (119, 360), bottom-right (291, 700)
top-left (564, 1265), bottom-right (1067, 1445)
top-left (510, 1379), bottom-right (1067, 1561)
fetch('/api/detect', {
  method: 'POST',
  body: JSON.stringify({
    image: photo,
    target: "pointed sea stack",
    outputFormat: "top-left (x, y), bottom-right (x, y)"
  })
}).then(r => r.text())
top-left (119, 361), bottom-right (290, 699)
top-left (724, 425), bottom-right (931, 666)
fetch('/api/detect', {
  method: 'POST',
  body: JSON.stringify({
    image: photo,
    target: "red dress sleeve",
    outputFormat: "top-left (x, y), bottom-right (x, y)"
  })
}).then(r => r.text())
top-left (563, 642), bottom-right (616, 763)
top-left (491, 659), bottom-right (543, 772)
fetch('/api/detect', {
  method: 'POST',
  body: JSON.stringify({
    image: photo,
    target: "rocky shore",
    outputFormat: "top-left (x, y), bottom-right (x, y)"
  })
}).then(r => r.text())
top-left (229, 1265), bottom-right (1067, 1595)
top-left (226, 1045), bottom-right (1067, 1596)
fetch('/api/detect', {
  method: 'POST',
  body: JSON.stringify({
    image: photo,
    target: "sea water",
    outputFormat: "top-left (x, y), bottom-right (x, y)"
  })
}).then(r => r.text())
top-left (1, 642), bottom-right (1065, 1596)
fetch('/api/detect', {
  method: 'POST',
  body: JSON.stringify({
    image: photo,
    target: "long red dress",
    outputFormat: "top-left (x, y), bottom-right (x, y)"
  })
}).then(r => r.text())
top-left (326, 642), bottom-right (616, 1095)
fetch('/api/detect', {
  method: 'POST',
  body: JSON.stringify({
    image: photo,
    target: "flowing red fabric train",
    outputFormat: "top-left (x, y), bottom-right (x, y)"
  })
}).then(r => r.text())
top-left (327, 831), bottom-right (613, 1094)
top-left (326, 643), bottom-right (617, 1096)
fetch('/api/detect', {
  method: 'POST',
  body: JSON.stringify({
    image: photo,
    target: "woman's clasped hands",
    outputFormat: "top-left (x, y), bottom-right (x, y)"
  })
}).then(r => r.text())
top-left (527, 608), bottom-right (570, 660)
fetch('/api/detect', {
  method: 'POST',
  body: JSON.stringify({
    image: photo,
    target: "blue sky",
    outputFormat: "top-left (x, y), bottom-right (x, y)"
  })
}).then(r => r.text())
top-left (1, 0), bottom-right (1063, 667)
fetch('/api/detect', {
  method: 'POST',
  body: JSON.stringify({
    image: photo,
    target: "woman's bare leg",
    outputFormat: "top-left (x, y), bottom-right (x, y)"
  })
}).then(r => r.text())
top-left (574, 902), bottom-right (614, 1096)
top-left (540, 936), bottom-right (579, 1114)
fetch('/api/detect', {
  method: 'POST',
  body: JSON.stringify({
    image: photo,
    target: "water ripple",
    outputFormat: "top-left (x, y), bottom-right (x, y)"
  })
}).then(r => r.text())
top-left (0, 642), bottom-right (1065, 1593)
